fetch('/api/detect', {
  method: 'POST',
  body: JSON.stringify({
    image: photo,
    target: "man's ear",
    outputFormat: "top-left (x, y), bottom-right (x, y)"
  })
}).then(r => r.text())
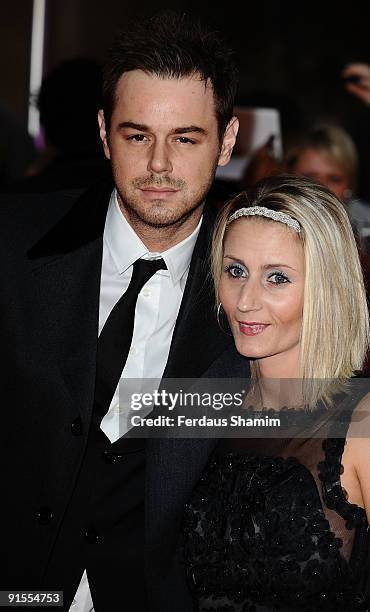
top-left (98, 110), bottom-right (111, 160)
top-left (218, 116), bottom-right (239, 166)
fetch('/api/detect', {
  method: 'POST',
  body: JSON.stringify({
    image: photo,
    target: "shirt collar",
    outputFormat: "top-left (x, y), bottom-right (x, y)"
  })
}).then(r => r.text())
top-left (103, 189), bottom-right (202, 286)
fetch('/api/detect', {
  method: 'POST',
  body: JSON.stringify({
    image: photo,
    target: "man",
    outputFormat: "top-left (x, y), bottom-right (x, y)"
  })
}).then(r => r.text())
top-left (1, 11), bottom-right (240, 612)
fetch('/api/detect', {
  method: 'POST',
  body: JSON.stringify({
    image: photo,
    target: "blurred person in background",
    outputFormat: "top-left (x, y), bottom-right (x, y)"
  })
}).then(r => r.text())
top-left (285, 123), bottom-right (370, 238)
top-left (342, 62), bottom-right (370, 107)
top-left (340, 62), bottom-right (370, 202)
top-left (241, 133), bottom-right (284, 187)
top-left (3, 57), bottom-right (111, 193)
top-left (0, 101), bottom-right (36, 189)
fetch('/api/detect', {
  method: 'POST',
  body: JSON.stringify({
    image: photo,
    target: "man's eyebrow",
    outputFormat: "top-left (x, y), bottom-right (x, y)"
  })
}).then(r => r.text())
top-left (172, 126), bottom-right (208, 135)
top-left (117, 122), bottom-right (208, 136)
top-left (118, 121), bottom-right (149, 131)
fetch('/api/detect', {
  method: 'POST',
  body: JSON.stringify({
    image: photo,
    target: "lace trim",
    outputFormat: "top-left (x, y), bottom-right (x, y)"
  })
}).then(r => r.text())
top-left (319, 438), bottom-right (367, 530)
top-left (318, 386), bottom-right (368, 529)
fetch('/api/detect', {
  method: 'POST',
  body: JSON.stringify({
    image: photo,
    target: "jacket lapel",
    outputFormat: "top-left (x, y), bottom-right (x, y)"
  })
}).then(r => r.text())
top-left (163, 204), bottom-right (231, 378)
top-left (27, 181), bottom-right (114, 421)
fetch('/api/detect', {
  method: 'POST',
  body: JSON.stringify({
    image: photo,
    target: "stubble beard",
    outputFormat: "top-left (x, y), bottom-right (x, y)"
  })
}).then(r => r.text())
top-left (116, 167), bottom-right (218, 231)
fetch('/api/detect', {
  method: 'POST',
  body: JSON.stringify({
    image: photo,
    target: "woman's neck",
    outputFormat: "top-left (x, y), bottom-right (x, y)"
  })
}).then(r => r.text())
top-left (253, 345), bottom-right (303, 409)
top-left (257, 345), bottom-right (301, 380)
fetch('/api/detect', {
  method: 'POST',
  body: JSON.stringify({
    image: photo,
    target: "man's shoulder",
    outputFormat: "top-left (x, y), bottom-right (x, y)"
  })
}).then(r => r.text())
top-left (202, 199), bottom-right (222, 226)
top-left (0, 188), bottom-right (84, 239)
top-left (0, 179), bottom-right (114, 254)
top-left (194, 200), bottom-right (222, 257)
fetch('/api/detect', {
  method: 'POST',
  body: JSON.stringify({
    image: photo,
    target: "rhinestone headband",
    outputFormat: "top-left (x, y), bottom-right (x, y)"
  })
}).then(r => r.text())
top-left (227, 206), bottom-right (301, 233)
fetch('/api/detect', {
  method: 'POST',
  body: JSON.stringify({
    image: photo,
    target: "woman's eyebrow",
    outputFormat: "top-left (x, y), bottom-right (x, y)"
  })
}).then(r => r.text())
top-left (262, 263), bottom-right (298, 271)
top-left (224, 255), bottom-right (298, 272)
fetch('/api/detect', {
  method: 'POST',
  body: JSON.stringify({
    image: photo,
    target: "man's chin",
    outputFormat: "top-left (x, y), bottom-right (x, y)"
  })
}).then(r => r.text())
top-left (134, 212), bottom-right (190, 229)
top-left (120, 198), bottom-right (204, 228)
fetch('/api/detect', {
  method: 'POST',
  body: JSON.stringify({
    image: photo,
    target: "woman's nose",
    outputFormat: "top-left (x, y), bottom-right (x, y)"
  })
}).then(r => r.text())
top-left (236, 279), bottom-right (263, 313)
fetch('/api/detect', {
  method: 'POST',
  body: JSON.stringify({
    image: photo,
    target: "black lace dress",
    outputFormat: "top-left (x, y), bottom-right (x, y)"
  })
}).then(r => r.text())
top-left (183, 394), bottom-right (370, 611)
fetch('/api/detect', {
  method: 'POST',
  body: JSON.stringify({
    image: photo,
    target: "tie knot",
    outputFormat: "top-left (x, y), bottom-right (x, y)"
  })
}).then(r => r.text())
top-left (132, 257), bottom-right (167, 286)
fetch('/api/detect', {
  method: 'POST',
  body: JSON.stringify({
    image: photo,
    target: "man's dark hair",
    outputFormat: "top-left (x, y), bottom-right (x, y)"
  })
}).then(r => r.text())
top-left (102, 11), bottom-right (238, 140)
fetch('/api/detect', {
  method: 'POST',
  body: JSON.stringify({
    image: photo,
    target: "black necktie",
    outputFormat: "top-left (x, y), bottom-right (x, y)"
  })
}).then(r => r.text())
top-left (94, 258), bottom-right (167, 416)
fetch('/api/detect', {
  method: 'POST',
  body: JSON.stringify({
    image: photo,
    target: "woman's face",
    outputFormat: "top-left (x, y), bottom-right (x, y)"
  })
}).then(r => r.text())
top-left (292, 147), bottom-right (350, 199)
top-left (219, 218), bottom-right (305, 376)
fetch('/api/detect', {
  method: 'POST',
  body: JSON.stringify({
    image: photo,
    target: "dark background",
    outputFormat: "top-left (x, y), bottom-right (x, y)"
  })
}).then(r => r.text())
top-left (3, 1), bottom-right (370, 193)
top-left (4, 1), bottom-right (370, 123)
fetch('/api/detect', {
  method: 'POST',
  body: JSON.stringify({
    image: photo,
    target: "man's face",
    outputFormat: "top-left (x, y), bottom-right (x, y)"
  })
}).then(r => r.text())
top-left (98, 70), bottom-right (238, 229)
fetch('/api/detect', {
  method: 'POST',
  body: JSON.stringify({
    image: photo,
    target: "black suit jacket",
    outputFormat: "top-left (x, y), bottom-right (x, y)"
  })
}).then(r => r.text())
top-left (0, 181), bottom-right (247, 610)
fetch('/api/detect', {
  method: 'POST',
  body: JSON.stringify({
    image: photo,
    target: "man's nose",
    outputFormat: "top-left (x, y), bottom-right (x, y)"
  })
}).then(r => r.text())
top-left (147, 140), bottom-right (173, 174)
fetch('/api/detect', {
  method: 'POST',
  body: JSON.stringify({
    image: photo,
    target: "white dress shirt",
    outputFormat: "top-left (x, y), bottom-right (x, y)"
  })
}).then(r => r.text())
top-left (69, 189), bottom-right (202, 611)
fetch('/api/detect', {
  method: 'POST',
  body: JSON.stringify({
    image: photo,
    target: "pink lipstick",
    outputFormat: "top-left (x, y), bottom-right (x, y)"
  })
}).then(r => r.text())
top-left (238, 322), bottom-right (270, 336)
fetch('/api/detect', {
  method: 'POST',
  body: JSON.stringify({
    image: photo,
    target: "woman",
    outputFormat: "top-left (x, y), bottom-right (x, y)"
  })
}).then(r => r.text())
top-left (183, 175), bottom-right (370, 611)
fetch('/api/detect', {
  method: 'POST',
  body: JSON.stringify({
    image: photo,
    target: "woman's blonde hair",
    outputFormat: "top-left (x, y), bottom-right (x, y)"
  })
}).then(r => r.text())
top-left (212, 175), bottom-right (369, 402)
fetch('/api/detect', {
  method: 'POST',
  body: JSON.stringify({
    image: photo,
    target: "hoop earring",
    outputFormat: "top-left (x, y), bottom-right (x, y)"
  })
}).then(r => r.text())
top-left (216, 303), bottom-right (231, 335)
